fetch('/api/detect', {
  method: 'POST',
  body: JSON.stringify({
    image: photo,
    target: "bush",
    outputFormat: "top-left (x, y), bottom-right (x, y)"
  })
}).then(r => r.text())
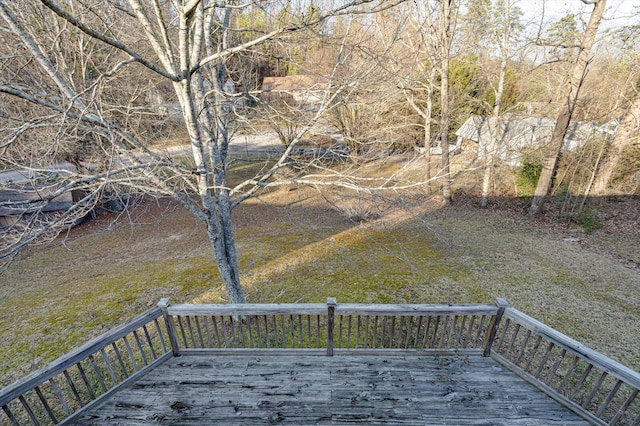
top-left (574, 209), bottom-right (604, 234)
top-left (515, 153), bottom-right (543, 196)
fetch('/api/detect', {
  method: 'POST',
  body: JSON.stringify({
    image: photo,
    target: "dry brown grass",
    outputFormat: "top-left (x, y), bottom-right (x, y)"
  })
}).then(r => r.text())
top-left (1, 164), bottom-right (639, 388)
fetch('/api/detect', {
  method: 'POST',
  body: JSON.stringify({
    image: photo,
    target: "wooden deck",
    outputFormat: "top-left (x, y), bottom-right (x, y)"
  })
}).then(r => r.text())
top-left (74, 352), bottom-right (590, 425)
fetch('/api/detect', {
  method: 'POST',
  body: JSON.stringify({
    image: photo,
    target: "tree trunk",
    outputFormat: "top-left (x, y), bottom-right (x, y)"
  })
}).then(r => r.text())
top-left (528, 0), bottom-right (606, 217)
top-left (424, 69), bottom-right (436, 195)
top-left (207, 194), bottom-right (247, 304)
top-left (592, 94), bottom-right (640, 196)
top-left (481, 0), bottom-right (511, 208)
top-left (440, 0), bottom-right (455, 206)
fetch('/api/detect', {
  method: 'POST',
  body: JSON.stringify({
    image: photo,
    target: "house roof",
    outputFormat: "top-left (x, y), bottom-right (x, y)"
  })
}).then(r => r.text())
top-left (0, 163), bottom-right (76, 216)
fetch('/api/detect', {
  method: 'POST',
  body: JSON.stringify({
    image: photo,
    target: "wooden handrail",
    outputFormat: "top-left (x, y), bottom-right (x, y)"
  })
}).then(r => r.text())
top-left (0, 307), bottom-right (163, 407)
top-left (503, 308), bottom-right (640, 391)
top-left (165, 302), bottom-right (327, 316)
top-left (335, 303), bottom-right (498, 316)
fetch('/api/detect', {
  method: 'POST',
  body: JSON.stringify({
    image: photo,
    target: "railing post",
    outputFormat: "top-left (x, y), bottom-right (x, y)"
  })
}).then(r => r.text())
top-left (327, 298), bottom-right (337, 356)
top-left (483, 298), bottom-right (509, 357)
top-left (158, 298), bottom-right (181, 357)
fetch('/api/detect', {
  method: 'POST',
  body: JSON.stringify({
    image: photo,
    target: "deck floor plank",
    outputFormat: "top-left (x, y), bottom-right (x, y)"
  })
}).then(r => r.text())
top-left (74, 353), bottom-right (591, 425)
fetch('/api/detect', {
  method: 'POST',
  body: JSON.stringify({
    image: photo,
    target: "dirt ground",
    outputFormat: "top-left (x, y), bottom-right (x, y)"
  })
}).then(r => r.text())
top-left (1, 184), bottom-right (639, 387)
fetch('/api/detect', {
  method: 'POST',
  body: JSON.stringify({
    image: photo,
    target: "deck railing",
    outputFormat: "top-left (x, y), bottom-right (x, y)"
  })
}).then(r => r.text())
top-left (2, 298), bottom-right (639, 425)
top-left (0, 308), bottom-right (170, 426)
top-left (491, 307), bottom-right (640, 426)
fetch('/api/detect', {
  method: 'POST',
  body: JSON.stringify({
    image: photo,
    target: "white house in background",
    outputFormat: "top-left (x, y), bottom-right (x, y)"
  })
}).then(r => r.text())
top-left (261, 75), bottom-right (325, 105)
top-left (454, 115), bottom-right (617, 166)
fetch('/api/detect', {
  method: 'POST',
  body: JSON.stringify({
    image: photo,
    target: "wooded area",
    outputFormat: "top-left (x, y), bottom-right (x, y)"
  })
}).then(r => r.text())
top-left (0, 0), bottom-right (638, 303)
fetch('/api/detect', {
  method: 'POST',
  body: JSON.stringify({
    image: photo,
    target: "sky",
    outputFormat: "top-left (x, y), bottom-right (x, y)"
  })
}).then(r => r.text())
top-left (520, 0), bottom-right (639, 29)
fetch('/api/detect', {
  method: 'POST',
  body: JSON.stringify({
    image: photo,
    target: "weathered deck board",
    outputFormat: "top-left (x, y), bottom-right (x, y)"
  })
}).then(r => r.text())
top-left (74, 353), bottom-right (591, 425)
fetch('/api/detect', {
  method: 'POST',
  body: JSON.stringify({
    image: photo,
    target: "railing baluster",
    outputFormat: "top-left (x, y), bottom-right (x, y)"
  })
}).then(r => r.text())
top-left (506, 324), bottom-right (521, 355)
top-left (356, 316), bottom-right (362, 349)
top-left (111, 342), bottom-right (129, 379)
top-left (185, 316), bottom-right (197, 348)
top-left (154, 318), bottom-right (168, 354)
top-left (363, 315), bottom-right (370, 349)
top-left (514, 330), bottom-right (532, 365)
top-left (194, 317), bottom-right (205, 348)
top-left (100, 349), bottom-right (118, 384)
top-left (88, 355), bottom-right (108, 394)
top-left (545, 349), bottom-right (567, 387)
top-left (390, 316), bottom-right (396, 348)
top-left (413, 316), bottom-right (423, 349)
top-left (289, 314), bottom-right (295, 349)
top-left (464, 316), bottom-right (476, 348)
top-left (403, 316), bottom-right (413, 349)
top-left (18, 395), bottom-right (39, 425)
top-left (63, 370), bottom-right (84, 407)
top-left (48, 377), bottom-right (71, 416)
top-left (524, 335), bottom-right (543, 373)
top-left (438, 316), bottom-right (450, 348)
top-left (430, 316), bottom-right (441, 348)
top-left (238, 316), bottom-right (246, 348)
top-left (495, 318), bottom-right (510, 352)
top-left (229, 316), bottom-right (238, 347)
top-left (347, 315), bottom-right (353, 348)
top-left (338, 315), bottom-right (344, 349)
top-left (372, 316), bottom-right (379, 348)
top-left (421, 316), bottom-right (432, 349)
top-left (177, 316), bottom-right (188, 348)
top-left (222, 316), bottom-right (230, 348)
top-left (202, 316), bottom-right (213, 348)
top-left (451, 316), bottom-right (459, 347)
top-left (298, 315), bottom-right (303, 348)
top-left (2, 404), bottom-right (18, 426)
top-left (596, 379), bottom-right (622, 418)
top-left (264, 315), bottom-right (270, 348)
top-left (557, 356), bottom-right (580, 394)
top-left (316, 314), bottom-right (321, 349)
top-left (570, 364), bottom-right (594, 401)
top-left (280, 314), bottom-right (287, 348)
top-left (475, 315), bottom-right (487, 347)
top-left (132, 330), bottom-right (148, 366)
top-left (381, 316), bottom-right (388, 348)
top-left (212, 316), bottom-right (222, 348)
top-left (306, 315), bottom-right (311, 348)
top-left (248, 316), bottom-right (255, 348)
top-left (457, 315), bottom-right (466, 348)
top-left (610, 388), bottom-right (639, 426)
top-left (254, 316), bottom-right (262, 348)
top-left (142, 325), bottom-right (158, 360)
top-left (534, 342), bottom-right (555, 379)
top-left (75, 363), bottom-right (96, 400)
top-left (122, 336), bottom-right (139, 372)
top-left (583, 371), bottom-right (608, 409)
top-left (34, 386), bottom-right (58, 424)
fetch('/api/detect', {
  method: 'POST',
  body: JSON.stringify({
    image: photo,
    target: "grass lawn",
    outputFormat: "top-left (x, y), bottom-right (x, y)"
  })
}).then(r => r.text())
top-left (1, 166), bottom-right (639, 387)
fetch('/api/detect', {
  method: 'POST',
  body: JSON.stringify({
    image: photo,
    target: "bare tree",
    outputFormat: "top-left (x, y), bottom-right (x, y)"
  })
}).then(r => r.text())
top-left (0, 0), bottom-right (406, 303)
top-left (528, 0), bottom-right (607, 216)
top-left (436, 0), bottom-right (458, 205)
top-left (480, 0), bottom-right (521, 207)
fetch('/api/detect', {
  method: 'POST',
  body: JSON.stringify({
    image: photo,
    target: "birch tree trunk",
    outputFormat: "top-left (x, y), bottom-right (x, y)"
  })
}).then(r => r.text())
top-left (528, 0), bottom-right (607, 216)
